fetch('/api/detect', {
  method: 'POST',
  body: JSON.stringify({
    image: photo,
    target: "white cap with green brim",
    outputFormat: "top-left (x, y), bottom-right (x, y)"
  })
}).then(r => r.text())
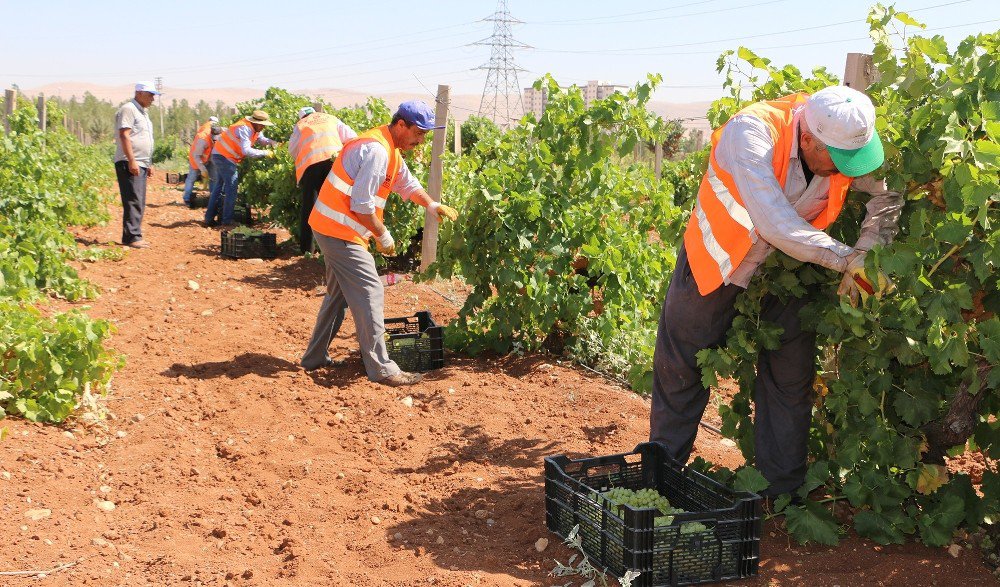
top-left (804, 85), bottom-right (884, 177)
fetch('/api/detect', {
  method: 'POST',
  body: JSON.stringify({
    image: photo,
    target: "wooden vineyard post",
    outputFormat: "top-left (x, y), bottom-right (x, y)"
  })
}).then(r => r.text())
top-left (4, 89), bottom-right (16, 134)
top-left (453, 116), bottom-right (462, 155)
top-left (312, 101), bottom-right (324, 113)
top-left (420, 85), bottom-right (449, 273)
top-left (36, 94), bottom-right (46, 132)
top-left (844, 53), bottom-right (879, 91)
top-left (654, 141), bottom-right (663, 180)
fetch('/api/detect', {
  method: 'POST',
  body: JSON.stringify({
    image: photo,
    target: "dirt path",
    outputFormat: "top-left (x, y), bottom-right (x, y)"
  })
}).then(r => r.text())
top-left (0, 176), bottom-right (993, 586)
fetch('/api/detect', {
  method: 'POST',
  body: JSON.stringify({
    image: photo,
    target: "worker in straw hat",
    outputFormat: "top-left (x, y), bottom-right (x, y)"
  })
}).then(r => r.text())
top-left (205, 109), bottom-right (278, 227)
top-left (649, 85), bottom-right (903, 503)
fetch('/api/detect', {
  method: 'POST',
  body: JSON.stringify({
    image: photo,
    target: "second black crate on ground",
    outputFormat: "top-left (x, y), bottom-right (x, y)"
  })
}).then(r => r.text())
top-left (165, 172), bottom-right (188, 184)
top-left (198, 197), bottom-right (252, 225)
top-left (384, 311), bottom-right (444, 372)
top-left (220, 230), bottom-right (277, 259)
top-left (545, 442), bottom-right (762, 587)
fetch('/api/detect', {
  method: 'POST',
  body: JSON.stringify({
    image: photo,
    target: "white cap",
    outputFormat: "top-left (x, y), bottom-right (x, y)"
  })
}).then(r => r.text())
top-left (298, 106), bottom-right (316, 119)
top-left (209, 116), bottom-right (219, 123)
top-left (803, 85), bottom-right (884, 177)
top-left (803, 85), bottom-right (875, 150)
top-left (134, 81), bottom-right (161, 95)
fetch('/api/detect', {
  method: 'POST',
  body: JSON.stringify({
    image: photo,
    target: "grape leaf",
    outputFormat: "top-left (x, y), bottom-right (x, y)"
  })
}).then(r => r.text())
top-left (784, 501), bottom-right (840, 546)
top-left (917, 494), bottom-right (965, 546)
top-left (732, 466), bottom-right (769, 494)
top-left (853, 510), bottom-right (907, 545)
top-left (912, 464), bottom-right (949, 495)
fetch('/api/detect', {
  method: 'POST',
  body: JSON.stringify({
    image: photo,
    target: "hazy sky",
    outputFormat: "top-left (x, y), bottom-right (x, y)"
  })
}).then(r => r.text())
top-left (1, 0), bottom-right (997, 102)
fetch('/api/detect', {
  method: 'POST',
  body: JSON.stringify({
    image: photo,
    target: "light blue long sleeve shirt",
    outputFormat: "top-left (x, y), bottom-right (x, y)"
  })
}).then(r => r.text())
top-left (339, 141), bottom-right (423, 215)
top-left (232, 123), bottom-right (276, 159)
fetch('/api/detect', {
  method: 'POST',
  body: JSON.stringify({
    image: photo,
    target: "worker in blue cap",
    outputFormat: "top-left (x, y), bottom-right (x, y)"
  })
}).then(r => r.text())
top-left (300, 100), bottom-right (459, 387)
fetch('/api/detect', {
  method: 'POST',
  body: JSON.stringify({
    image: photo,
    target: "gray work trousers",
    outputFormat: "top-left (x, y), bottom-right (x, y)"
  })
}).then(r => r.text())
top-left (115, 161), bottom-right (147, 244)
top-left (301, 233), bottom-right (402, 381)
top-left (649, 245), bottom-right (817, 496)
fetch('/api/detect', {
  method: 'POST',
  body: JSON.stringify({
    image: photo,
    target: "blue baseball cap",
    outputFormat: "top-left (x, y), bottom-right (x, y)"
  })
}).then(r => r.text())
top-left (395, 100), bottom-right (444, 130)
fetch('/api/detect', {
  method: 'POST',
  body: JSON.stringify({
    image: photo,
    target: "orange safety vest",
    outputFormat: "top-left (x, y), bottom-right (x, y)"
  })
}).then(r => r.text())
top-left (683, 93), bottom-right (854, 296)
top-left (213, 118), bottom-right (259, 164)
top-left (308, 125), bottom-right (402, 246)
top-left (188, 121), bottom-right (215, 168)
top-left (292, 113), bottom-right (346, 183)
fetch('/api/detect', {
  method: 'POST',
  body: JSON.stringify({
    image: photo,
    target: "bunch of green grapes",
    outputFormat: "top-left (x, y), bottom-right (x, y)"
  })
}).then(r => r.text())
top-left (600, 488), bottom-right (710, 533)
top-left (600, 487), bottom-right (672, 522)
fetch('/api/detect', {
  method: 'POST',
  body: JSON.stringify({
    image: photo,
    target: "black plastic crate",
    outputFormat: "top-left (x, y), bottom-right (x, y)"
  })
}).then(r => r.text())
top-left (220, 230), bottom-right (277, 259)
top-left (384, 310), bottom-right (444, 372)
top-left (198, 196), bottom-right (251, 224)
top-left (233, 201), bottom-right (252, 225)
top-left (545, 442), bottom-right (761, 586)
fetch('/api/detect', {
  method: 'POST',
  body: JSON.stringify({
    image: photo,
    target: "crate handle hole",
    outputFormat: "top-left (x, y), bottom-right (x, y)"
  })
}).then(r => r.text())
top-left (587, 464), bottom-right (620, 478)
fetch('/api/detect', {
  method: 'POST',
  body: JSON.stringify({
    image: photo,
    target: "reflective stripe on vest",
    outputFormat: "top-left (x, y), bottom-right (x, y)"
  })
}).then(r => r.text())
top-left (214, 119), bottom-right (259, 164)
top-left (313, 198), bottom-right (373, 240)
top-left (293, 113), bottom-right (346, 182)
top-left (325, 172), bottom-right (388, 209)
top-left (683, 93), bottom-right (854, 296)
top-left (308, 125), bottom-right (401, 246)
top-left (188, 121), bottom-right (214, 168)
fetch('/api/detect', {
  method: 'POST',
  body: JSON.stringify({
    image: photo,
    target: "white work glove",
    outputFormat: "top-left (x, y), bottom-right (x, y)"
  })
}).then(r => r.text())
top-left (376, 230), bottom-right (396, 256)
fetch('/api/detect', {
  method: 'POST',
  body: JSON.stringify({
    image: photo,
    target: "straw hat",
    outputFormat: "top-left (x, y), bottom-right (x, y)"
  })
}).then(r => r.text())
top-left (245, 110), bottom-right (274, 126)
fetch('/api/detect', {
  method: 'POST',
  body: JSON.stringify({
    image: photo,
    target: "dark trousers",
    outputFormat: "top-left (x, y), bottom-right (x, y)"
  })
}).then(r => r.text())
top-left (205, 154), bottom-right (239, 226)
top-left (649, 245), bottom-right (817, 495)
top-left (115, 161), bottom-right (148, 244)
top-left (299, 160), bottom-right (333, 254)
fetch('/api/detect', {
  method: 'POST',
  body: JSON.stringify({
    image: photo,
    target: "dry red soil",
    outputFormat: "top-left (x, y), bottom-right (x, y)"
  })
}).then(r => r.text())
top-left (0, 176), bottom-right (994, 586)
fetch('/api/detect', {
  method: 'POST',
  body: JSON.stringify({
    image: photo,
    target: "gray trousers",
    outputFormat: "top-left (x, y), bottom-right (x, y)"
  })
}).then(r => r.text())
top-left (650, 245), bottom-right (817, 496)
top-left (115, 161), bottom-right (147, 244)
top-left (301, 233), bottom-right (402, 381)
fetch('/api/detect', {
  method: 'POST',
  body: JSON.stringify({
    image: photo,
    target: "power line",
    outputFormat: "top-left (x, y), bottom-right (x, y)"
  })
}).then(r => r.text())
top-left (531, 0), bottom-right (790, 26)
top-left (0, 19), bottom-right (486, 80)
top-left (533, 15), bottom-right (999, 58)
top-left (527, 0), bottom-right (726, 25)
top-left (532, 0), bottom-right (975, 54)
top-left (172, 45), bottom-right (479, 88)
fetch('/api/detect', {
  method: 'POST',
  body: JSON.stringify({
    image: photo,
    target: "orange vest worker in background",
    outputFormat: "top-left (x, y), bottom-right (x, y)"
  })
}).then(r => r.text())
top-left (182, 117), bottom-right (220, 208)
top-left (288, 107), bottom-right (357, 254)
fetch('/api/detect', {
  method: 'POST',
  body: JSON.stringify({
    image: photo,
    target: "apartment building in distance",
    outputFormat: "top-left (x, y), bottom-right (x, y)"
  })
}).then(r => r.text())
top-left (523, 80), bottom-right (628, 115)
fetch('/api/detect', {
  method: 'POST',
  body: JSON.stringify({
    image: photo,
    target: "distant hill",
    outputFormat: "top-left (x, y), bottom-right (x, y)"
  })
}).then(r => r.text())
top-left (25, 82), bottom-right (712, 132)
